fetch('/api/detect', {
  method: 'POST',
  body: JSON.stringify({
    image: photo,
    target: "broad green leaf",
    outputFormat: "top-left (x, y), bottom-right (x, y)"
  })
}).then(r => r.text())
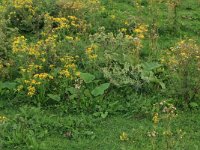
top-left (3, 82), bottom-right (17, 89)
top-left (0, 81), bottom-right (16, 90)
top-left (101, 112), bottom-right (108, 119)
top-left (66, 87), bottom-right (77, 94)
top-left (142, 62), bottom-right (162, 71)
top-left (47, 94), bottom-right (60, 101)
top-left (80, 72), bottom-right (95, 83)
top-left (189, 102), bottom-right (198, 108)
top-left (91, 83), bottom-right (110, 97)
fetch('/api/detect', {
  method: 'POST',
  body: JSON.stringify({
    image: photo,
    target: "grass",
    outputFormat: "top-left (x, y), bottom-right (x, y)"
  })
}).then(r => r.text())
top-left (1, 107), bottom-right (200, 150)
top-left (38, 110), bottom-right (200, 150)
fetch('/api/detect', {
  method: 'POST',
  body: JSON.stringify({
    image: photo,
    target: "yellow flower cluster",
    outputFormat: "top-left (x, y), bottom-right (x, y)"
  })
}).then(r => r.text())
top-left (24, 79), bottom-right (40, 85)
top-left (134, 24), bottom-right (148, 39)
top-left (162, 39), bottom-right (200, 70)
top-left (11, 0), bottom-right (36, 17)
top-left (0, 115), bottom-right (7, 123)
top-left (120, 132), bottom-right (129, 141)
top-left (60, 63), bottom-right (80, 79)
top-left (19, 64), bottom-right (42, 74)
top-left (152, 113), bottom-right (159, 124)
top-left (23, 79), bottom-right (39, 97)
top-left (27, 85), bottom-right (36, 97)
top-left (20, 72), bottom-right (53, 97)
top-left (12, 36), bottom-right (46, 57)
top-left (12, 36), bottom-right (27, 53)
top-left (53, 17), bottom-right (69, 30)
top-left (13, 0), bottom-right (33, 9)
top-left (44, 13), bottom-right (86, 32)
top-left (34, 73), bottom-right (53, 80)
top-left (86, 44), bottom-right (98, 60)
top-left (59, 56), bottom-right (80, 79)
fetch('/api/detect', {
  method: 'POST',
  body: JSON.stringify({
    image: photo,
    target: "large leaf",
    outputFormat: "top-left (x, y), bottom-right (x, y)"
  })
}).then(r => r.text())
top-left (91, 83), bottom-right (110, 97)
top-left (47, 94), bottom-right (60, 101)
top-left (189, 102), bottom-right (198, 108)
top-left (0, 81), bottom-right (16, 90)
top-left (142, 62), bottom-right (162, 71)
top-left (80, 72), bottom-right (95, 83)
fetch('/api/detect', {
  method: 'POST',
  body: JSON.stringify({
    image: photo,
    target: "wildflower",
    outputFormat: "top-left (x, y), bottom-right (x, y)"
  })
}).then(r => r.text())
top-left (41, 58), bottom-right (46, 62)
top-left (152, 113), bottom-right (159, 124)
top-left (12, 36), bottom-right (27, 53)
top-left (13, 0), bottom-right (33, 9)
top-left (17, 85), bottom-right (24, 92)
top-left (60, 69), bottom-right (71, 78)
top-left (68, 16), bottom-right (77, 20)
top-left (110, 15), bottom-right (116, 19)
top-left (147, 130), bottom-right (158, 138)
top-left (27, 86), bottom-right (36, 97)
top-left (124, 21), bottom-right (129, 25)
top-left (120, 132), bottom-right (129, 141)
top-left (120, 28), bottom-right (127, 32)
top-left (65, 36), bottom-right (74, 40)
top-left (49, 64), bottom-right (55, 68)
top-left (163, 130), bottom-right (173, 136)
top-left (0, 115), bottom-right (7, 123)
top-left (86, 44), bottom-right (98, 60)
top-left (134, 24), bottom-right (148, 40)
top-left (75, 71), bottom-right (81, 77)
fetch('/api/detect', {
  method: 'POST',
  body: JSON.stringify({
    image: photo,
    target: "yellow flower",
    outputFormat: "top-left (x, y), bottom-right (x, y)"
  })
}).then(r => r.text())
top-left (68, 16), bottom-right (77, 20)
top-left (76, 71), bottom-right (81, 77)
top-left (110, 15), bottom-right (116, 19)
top-left (12, 36), bottom-right (27, 53)
top-left (31, 79), bottom-right (37, 84)
top-left (124, 21), bottom-right (129, 25)
top-left (137, 34), bottom-right (144, 39)
top-left (86, 44), bottom-right (98, 60)
top-left (65, 36), bottom-right (74, 40)
top-left (27, 86), bottom-right (36, 97)
top-left (13, 0), bottom-right (33, 9)
top-left (41, 58), bottom-right (46, 62)
top-left (60, 69), bottom-right (71, 78)
top-left (50, 64), bottom-right (55, 68)
top-left (120, 132), bottom-right (129, 141)
top-left (0, 115), bottom-right (7, 123)
top-left (17, 85), bottom-right (23, 92)
top-left (24, 80), bottom-right (30, 84)
top-left (120, 28), bottom-right (127, 32)
top-left (152, 113), bottom-right (159, 124)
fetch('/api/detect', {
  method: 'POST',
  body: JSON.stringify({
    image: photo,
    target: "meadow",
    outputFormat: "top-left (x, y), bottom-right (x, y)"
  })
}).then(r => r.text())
top-left (0, 0), bottom-right (200, 149)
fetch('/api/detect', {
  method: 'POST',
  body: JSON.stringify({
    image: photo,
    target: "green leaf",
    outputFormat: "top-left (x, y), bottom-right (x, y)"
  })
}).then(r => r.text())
top-left (0, 81), bottom-right (16, 90)
top-left (80, 72), bottom-right (95, 83)
top-left (47, 94), bottom-right (60, 101)
top-left (66, 87), bottom-right (77, 94)
top-left (91, 83), bottom-right (110, 97)
top-left (189, 102), bottom-right (198, 108)
top-left (142, 62), bottom-right (162, 71)
top-left (101, 112), bottom-right (108, 119)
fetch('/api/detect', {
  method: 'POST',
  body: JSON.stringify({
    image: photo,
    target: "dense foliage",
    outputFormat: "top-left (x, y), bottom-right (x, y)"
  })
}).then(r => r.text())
top-left (0, 0), bottom-right (199, 149)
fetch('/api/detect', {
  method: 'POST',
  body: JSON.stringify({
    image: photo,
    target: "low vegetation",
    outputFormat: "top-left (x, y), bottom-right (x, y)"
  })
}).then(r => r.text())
top-left (0, 0), bottom-right (200, 149)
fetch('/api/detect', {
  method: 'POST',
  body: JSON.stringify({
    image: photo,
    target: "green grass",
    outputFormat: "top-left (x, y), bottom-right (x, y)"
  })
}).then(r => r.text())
top-left (1, 107), bottom-right (200, 150)
top-left (42, 111), bottom-right (200, 150)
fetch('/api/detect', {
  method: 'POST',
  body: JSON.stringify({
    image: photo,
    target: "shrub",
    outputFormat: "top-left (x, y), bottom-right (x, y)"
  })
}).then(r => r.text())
top-left (162, 39), bottom-right (200, 105)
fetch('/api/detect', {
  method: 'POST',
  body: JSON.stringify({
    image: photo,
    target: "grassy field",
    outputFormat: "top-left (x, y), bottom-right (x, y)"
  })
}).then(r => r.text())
top-left (1, 108), bottom-right (200, 150)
